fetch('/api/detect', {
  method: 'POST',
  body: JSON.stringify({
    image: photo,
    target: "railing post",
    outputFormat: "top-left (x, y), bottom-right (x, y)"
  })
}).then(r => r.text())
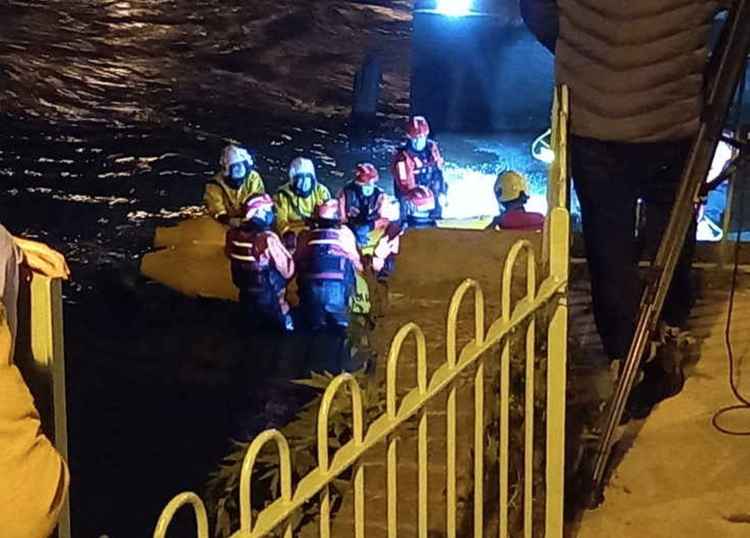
top-left (18, 275), bottom-right (71, 538)
top-left (544, 84), bottom-right (571, 538)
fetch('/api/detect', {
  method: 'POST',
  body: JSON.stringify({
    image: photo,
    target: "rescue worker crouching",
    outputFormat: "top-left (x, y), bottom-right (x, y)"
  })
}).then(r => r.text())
top-left (338, 163), bottom-right (402, 281)
top-left (204, 144), bottom-right (266, 226)
top-left (294, 200), bottom-right (362, 331)
top-left (391, 116), bottom-right (448, 226)
top-left (225, 194), bottom-right (295, 332)
top-left (274, 157), bottom-right (331, 252)
top-left (488, 171), bottom-right (545, 231)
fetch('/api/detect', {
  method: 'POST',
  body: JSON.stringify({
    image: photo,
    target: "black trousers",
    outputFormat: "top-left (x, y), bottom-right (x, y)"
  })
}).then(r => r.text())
top-left (571, 135), bottom-right (697, 360)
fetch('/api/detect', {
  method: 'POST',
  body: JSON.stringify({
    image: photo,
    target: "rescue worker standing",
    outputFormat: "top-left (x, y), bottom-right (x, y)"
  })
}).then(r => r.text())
top-left (294, 200), bottom-right (362, 331)
top-left (392, 116), bottom-right (448, 223)
top-left (204, 144), bottom-right (266, 226)
top-left (225, 194), bottom-right (295, 332)
top-left (338, 163), bottom-right (402, 280)
top-left (488, 171), bottom-right (544, 231)
top-left (274, 157), bottom-right (331, 250)
top-left (521, 0), bottom-right (727, 417)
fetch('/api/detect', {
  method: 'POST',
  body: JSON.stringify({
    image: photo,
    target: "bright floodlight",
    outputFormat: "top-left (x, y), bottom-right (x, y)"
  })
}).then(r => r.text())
top-left (435, 0), bottom-right (472, 16)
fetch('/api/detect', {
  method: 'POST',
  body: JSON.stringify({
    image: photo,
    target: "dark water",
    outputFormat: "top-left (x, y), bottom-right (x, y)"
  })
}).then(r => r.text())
top-left (0, 2), bottom-right (415, 536)
top-left (0, 0), bottom-right (417, 277)
top-left (0, 2), bottom-right (548, 536)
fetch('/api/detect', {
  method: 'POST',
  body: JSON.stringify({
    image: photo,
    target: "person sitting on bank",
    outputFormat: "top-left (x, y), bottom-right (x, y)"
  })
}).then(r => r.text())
top-left (488, 171), bottom-right (545, 231)
top-left (274, 157), bottom-right (331, 252)
top-left (204, 144), bottom-right (266, 227)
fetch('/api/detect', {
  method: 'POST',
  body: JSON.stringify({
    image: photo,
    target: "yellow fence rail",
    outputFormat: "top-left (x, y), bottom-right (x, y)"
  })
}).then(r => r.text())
top-left (16, 274), bottom-right (71, 538)
top-left (155, 86), bottom-right (571, 538)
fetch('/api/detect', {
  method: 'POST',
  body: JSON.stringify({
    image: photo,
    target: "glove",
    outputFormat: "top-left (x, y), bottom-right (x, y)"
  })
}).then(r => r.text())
top-left (385, 222), bottom-right (402, 240)
top-left (282, 231), bottom-right (297, 251)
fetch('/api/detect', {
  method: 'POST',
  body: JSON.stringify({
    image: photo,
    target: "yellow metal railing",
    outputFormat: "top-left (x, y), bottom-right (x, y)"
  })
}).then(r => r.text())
top-left (16, 273), bottom-right (71, 538)
top-left (154, 86), bottom-right (571, 538)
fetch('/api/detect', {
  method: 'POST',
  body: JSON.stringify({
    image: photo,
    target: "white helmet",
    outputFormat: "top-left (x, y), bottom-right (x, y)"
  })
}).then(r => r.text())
top-left (288, 157), bottom-right (316, 180)
top-left (220, 145), bottom-right (254, 176)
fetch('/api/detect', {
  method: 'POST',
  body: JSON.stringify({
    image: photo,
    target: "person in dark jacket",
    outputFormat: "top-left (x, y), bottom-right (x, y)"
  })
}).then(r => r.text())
top-left (521, 0), bottom-right (729, 417)
top-left (338, 163), bottom-right (402, 280)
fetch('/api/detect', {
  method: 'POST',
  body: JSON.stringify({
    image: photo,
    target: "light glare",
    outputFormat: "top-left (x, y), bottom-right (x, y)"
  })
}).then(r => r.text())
top-left (440, 164), bottom-right (548, 220)
top-left (435, 0), bottom-right (472, 16)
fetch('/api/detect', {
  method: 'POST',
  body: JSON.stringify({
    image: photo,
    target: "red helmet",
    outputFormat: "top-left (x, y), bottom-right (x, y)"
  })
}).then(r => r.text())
top-left (405, 116), bottom-right (430, 139)
top-left (243, 193), bottom-right (274, 220)
top-left (355, 163), bottom-right (379, 185)
top-left (314, 199), bottom-right (342, 222)
top-left (408, 186), bottom-right (436, 211)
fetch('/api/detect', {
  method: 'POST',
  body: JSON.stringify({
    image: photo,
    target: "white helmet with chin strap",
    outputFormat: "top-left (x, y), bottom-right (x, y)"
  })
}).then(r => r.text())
top-left (220, 145), bottom-right (254, 177)
top-left (288, 157), bottom-right (317, 197)
top-left (288, 157), bottom-right (316, 180)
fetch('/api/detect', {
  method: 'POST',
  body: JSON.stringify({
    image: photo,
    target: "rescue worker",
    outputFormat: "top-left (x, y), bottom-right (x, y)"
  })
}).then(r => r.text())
top-left (294, 200), bottom-right (362, 331)
top-left (225, 194), bottom-right (295, 332)
top-left (204, 144), bottom-right (266, 226)
top-left (391, 116), bottom-right (448, 224)
top-left (488, 171), bottom-right (544, 231)
top-left (274, 157), bottom-right (331, 251)
top-left (338, 163), bottom-right (402, 280)
top-left (521, 0), bottom-right (728, 418)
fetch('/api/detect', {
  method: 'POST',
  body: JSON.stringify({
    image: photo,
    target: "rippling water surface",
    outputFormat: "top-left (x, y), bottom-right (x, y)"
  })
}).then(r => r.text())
top-left (0, 0), bottom-right (417, 283)
top-left (0, 3), bottom-right (541, 537)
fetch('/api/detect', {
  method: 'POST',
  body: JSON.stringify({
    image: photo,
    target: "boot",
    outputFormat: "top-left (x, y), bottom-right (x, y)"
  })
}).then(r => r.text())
top-left (625, 351), bottom-right (685, 420)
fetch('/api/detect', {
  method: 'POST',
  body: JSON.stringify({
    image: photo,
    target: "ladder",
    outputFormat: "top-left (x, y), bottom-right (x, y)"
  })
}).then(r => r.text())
top-left (587, 0), bottom-right (750, 507)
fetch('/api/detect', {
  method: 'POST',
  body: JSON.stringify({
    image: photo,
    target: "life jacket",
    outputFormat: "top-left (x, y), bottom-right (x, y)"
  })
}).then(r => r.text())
top-left (342, 183), bottom-right (383, 227)
top-left (408, 144), bottom-right (438, 186)
top-left (497, 211), bottom-right (545, 231)
top-left (225, 228), bottom-right (282, 297)
top-left (296, 228), bottom-right (354, 283)
top-left (392, 140), bottom-right (444, 194)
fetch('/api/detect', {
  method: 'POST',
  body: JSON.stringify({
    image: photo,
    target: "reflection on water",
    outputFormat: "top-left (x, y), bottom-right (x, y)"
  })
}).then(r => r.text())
top-left (0, 3), bottom-right (546, 536)
top-left (0, 0), bottom-right (412, 277)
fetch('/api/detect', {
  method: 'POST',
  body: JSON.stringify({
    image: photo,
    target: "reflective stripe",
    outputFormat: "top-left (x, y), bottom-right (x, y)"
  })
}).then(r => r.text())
top-left (308, 239), bottom-right (341, 246)
top-left (232, 241), bottom-right (254, 248)
top-left (300, 271), bottom-right (345, 280)
top-left (229, 254), bottom-right (257, 262)
top-left (397, 161), bottom-right (408, 180)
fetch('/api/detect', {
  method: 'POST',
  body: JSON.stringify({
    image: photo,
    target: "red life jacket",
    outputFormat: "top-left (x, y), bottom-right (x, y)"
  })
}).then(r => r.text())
top-left (392, 140), bottom-right (444, 194)
top-left (225, 228), bottom-right (276, 294)
top-left (296, 228), bottom-right (353, 281)
top-left (497, 211), bottom-right (545, 231)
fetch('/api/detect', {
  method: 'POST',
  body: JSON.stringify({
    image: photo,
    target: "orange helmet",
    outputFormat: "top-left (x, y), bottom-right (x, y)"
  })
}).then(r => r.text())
top-left (405, 116), bottom-right (430, 139)
top-left (355, 163), bottom-right (379, 185)
top-left (409, 186), bottom-right (436, 211)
